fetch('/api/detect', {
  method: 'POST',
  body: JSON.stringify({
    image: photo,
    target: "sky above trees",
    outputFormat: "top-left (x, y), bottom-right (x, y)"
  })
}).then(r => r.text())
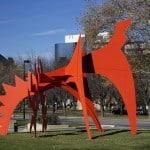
top-left (0, 0), bottom-right (106, 59)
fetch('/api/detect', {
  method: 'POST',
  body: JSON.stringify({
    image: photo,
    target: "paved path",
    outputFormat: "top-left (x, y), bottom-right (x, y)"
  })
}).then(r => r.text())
top-left (9, 116), bottom-right (150, 133)
top-left (60, 116), bottom-right (150, 130)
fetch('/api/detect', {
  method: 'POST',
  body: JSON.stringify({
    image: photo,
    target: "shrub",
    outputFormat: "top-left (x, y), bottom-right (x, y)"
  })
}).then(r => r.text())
top-left (47, 114), bottom-right (61, 125)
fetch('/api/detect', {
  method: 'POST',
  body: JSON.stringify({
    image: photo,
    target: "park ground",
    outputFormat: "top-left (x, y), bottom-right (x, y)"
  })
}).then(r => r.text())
top-left (0, 129), bottom-right (150, 150)
top-left (1, 110), bottom-right (150, 150)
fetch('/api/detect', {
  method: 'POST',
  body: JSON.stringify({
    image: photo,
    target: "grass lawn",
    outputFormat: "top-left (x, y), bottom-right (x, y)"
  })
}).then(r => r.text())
top-left (0, 129), bottom-right (150, 150)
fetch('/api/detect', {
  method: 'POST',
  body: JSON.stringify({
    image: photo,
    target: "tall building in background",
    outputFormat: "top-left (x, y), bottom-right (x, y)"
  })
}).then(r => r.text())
top-left (55, 34), bottom-right (85, 63)
top-left (55, 42), bottom-right (76, 62)
top-left (54, 33), bottom-right (111, 63)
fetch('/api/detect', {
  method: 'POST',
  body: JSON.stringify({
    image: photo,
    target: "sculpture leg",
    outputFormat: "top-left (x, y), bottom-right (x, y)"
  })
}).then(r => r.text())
top-left (33, 116), bottom-right (37, 137)
top-left (41, 92), bottom-right (47, 132)
top-left (62, 84), bottom-right (103, 133)
top-left (42, 117), bottom-right (47, 132)
top-left (86, 99), bottom-right (103, 132)
top-left (30, 115), bottom-right (34, 133)
top-left (76, 82), bottom-right (91, 140)
top-left (83, 75), bottom-right (103, 132)
top-left (62, 85), bottom-right (103, 132)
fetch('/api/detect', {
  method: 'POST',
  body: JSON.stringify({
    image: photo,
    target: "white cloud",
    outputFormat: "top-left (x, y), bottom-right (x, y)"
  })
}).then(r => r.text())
top-left (0, 19), bottom-right (15, 24)
top-left (32, 29), bottom-right (66, 36)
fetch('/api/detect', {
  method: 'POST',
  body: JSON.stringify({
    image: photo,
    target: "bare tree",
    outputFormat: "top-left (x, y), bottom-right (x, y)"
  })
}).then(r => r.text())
top-left (87, 74), bottom-right (107, 117)
top-left (135, 72), bottom-right (150, 116)
top-left (79, 0), bottom-right (150, 116)
top-left (80, 0), bottom-right (150, 50)
top-left (0, 57), bottom-right (25, 111)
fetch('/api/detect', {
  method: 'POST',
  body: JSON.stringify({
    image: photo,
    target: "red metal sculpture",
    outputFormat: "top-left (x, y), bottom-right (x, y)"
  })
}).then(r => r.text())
top-left (0, 19), bottom-right (136, 140)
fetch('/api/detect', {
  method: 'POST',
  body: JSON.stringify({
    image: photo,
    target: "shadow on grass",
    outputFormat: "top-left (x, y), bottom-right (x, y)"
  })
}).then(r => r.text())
top-left (92, 129), bottom-right (129, 139)
top-left (39, 130), bottom-right (86, 138)
top-left (38, 129), bottom-right (150, 139)
top-left (136, 130), bottom-right (150, 135)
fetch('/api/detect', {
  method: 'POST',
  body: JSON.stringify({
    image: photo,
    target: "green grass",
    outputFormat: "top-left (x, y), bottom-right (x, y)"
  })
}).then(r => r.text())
top-left (16, 120), bottom-right (29, 126)
top-left (0, 130), bottom-right (150, 150)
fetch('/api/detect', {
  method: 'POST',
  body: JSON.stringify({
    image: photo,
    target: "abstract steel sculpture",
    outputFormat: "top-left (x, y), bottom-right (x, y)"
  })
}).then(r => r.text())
top-left (0, 19), bottom-right (136, 140)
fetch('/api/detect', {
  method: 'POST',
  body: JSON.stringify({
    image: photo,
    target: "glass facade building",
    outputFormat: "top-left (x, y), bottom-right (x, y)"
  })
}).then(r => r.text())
top-left (55, 42), bottom-right (76, 62)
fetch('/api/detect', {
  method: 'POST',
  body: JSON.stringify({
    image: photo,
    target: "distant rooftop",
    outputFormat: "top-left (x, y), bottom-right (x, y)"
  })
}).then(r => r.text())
top-left (0, 54), bottom-right (14, 64)
top-left (65, 34), bottom-right (85, 43)
top-left (0, 54), bottom-right (7, 62)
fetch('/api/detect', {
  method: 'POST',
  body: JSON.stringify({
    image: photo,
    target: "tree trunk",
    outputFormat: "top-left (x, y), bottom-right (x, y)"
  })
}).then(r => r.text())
top-left (100, 102), bottom-right (104, 118)
top-left (120, 100), bottom-right (123, 115)
top-left (148, 104), bottom-right (150, 118)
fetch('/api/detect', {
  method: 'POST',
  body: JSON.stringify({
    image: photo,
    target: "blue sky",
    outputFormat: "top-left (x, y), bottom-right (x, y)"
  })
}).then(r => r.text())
top-left (0, 0), bottom-right (106, 59)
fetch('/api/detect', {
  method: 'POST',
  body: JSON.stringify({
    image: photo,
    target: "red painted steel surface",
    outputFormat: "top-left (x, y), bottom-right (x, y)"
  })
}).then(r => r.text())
top-left (0, 19), bottom-right (136, 140)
